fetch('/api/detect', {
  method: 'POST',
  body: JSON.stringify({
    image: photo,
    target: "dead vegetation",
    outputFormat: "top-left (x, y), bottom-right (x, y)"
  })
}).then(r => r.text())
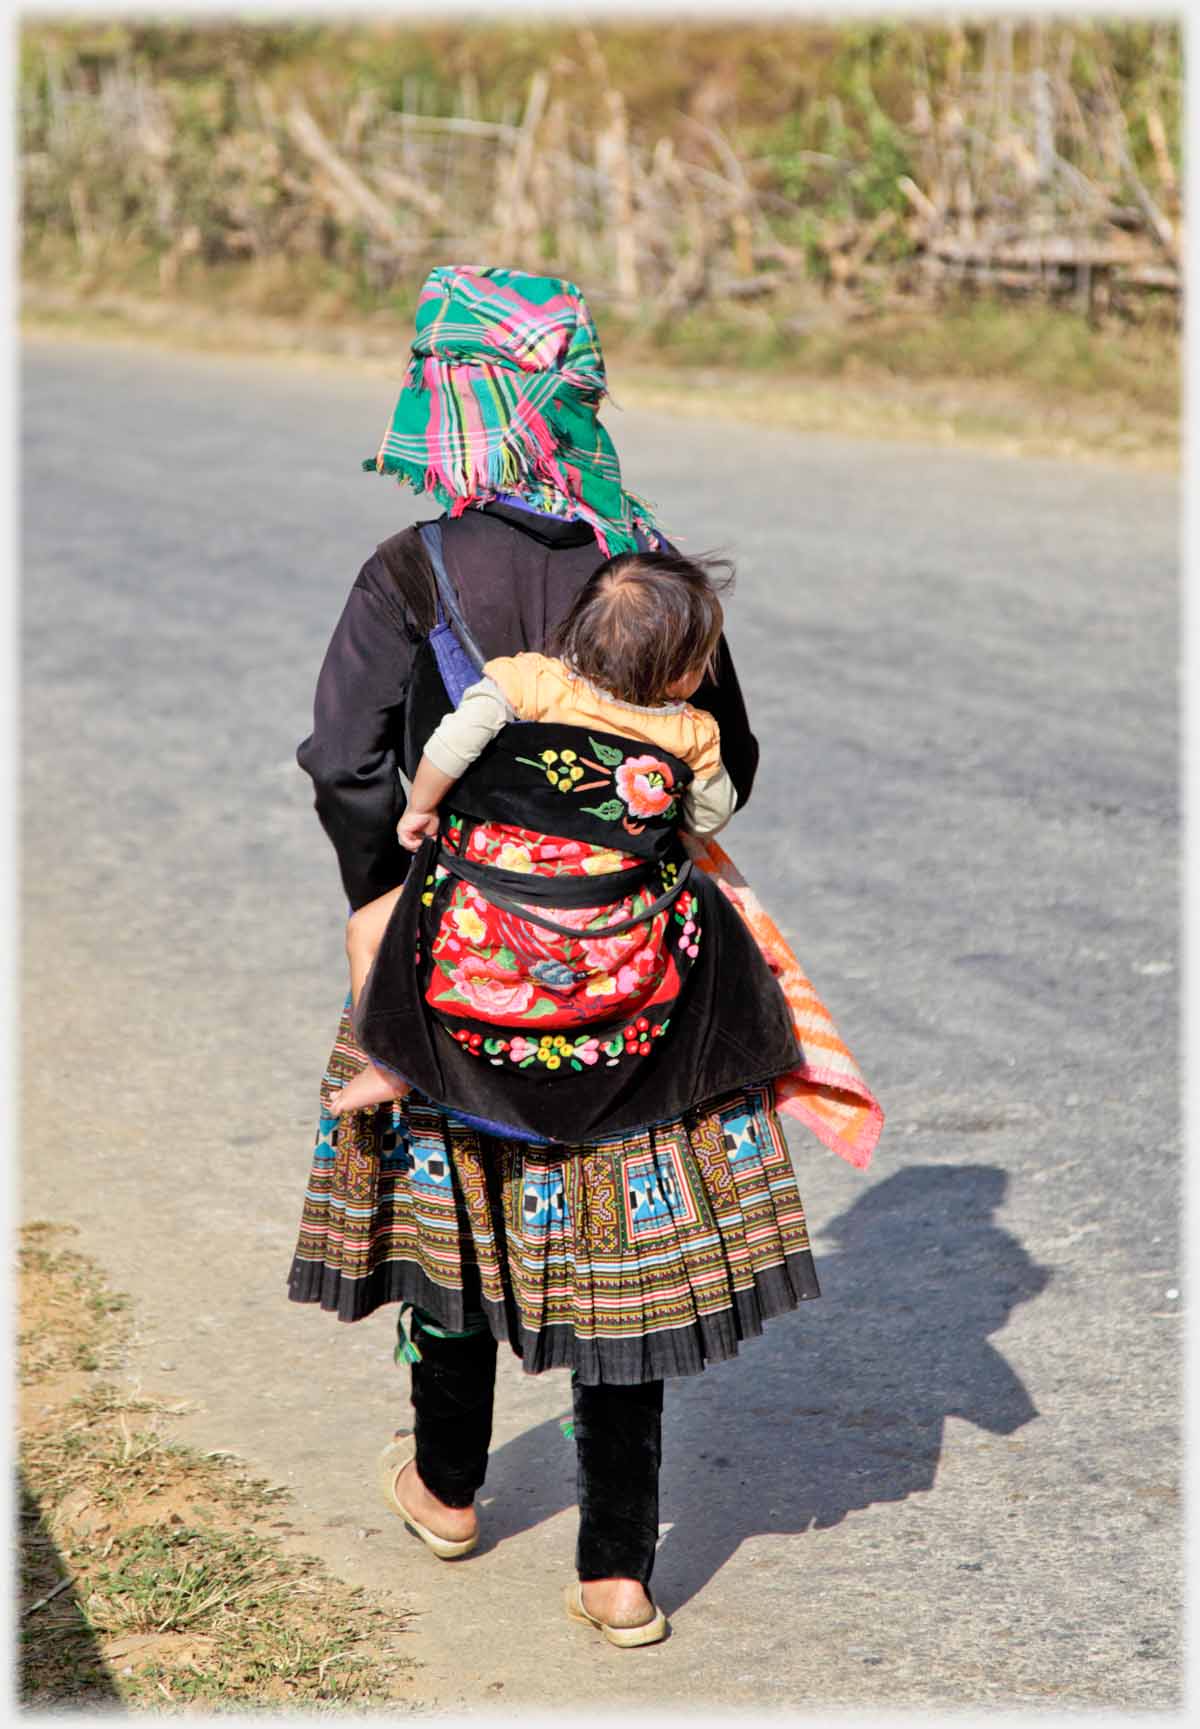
top-left (19, 19), bottom-right (1181, 331)
top-left (17, 1221), bottom-right (419, 1710)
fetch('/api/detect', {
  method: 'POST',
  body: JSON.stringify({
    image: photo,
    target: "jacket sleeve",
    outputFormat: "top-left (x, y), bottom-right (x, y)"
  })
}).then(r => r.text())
top-left (682, 765), bottom-right (738, 836)
top-left (296, 558), bottom-right (422, 910)
top-left (690, 634), bottom-right (760, 811)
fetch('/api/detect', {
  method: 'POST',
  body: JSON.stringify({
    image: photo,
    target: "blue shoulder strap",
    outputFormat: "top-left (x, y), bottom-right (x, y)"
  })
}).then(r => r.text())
top-left (419, 517), bottom-right (663, 704)
top-left (418, 521), bottom-right (486, 705)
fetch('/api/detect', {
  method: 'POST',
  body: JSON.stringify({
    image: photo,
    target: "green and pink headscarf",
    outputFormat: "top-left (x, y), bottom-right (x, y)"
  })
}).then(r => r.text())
top-left (364, 265), bottom-right (661, 555)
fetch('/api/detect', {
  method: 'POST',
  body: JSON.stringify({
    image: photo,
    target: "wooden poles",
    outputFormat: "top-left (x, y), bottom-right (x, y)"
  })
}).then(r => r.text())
top-left (19, 22), bottom-right (1182, 323)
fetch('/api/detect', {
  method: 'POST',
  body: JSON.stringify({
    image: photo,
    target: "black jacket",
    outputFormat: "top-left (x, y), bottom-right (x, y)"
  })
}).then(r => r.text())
top-left (297, 503), bottom-right (760, 910)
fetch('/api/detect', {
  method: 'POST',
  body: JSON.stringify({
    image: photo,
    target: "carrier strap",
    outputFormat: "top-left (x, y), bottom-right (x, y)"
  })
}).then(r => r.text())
top-left (418, 522), bottom-right (484, 684)
top-left (439, 850), bottom-right (693, 941)
top-left (419, 513), bottom-right (692, 940)
top-left (418, 516), bottom-right (654, 703)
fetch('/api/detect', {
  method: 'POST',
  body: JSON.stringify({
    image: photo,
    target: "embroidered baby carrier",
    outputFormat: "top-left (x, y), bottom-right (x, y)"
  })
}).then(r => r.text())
top-left (356, 522), bottom-right (802, 1144)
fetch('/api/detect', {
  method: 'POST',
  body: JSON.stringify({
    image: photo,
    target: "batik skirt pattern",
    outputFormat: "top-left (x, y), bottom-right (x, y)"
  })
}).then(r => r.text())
top-left (287, 1001), bottom-right (821, 1384)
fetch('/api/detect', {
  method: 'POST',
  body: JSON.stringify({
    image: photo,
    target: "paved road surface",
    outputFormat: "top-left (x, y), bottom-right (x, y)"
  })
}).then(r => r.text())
top-left (20, 335), bottom-right (1181, 1710)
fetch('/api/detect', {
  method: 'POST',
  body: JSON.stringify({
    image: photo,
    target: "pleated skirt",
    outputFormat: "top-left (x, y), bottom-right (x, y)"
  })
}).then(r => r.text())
top-left (287, 1001), bottom-right (821, 1383)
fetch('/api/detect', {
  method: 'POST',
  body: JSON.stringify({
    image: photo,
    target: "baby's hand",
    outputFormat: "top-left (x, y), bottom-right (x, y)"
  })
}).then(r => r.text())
top-left (398, 808), bottom-right (440, 852)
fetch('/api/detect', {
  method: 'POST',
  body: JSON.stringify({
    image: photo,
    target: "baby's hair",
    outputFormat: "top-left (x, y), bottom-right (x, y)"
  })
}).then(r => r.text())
top-left (553, 549), bottom-right (734, 707)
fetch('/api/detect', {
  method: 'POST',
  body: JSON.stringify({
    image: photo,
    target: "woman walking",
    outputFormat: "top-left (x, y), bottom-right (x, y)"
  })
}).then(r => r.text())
top-left (287, 265), bottom-right (878, 1644)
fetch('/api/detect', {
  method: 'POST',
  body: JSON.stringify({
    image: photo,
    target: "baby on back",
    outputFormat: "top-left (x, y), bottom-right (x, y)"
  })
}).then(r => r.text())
top-left (332, 549), bottom-right (738, 1115)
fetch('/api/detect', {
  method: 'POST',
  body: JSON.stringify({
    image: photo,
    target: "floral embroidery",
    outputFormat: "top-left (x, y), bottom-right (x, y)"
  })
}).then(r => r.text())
top-left (514, 736), bottom-right (679, 828)
top-left (581, 848), bottom-right (625, 875)
top-left (424, 820), bottom-right (700, 1067)
top-left (494, 841), bottom-right (535, 872)
top-left (614, 755), bottom-right (675, 819)
top-left (673, 888), bottom-right (702, 959)
top-left (446, 954), bottom-right (535, 1016)
top-left (453, 1016), bottom-right (669, 1072)
top-left (513, 746), bottom-right (588, 794)
top-left (463, 821), bottom-right (624, 875)
top-left (428, 823), bottom-right (681, 1030)
top-left (419, 862), bottom-right (450, 906)
top-left (451, 904), bottom-right (487, 943)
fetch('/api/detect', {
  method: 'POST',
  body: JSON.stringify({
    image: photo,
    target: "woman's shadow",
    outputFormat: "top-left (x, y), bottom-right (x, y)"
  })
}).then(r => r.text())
top-left (477, 1163), bottom-right (1051, 1611)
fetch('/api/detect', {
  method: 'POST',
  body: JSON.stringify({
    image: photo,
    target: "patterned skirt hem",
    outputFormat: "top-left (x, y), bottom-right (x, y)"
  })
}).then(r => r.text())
top-left (286, 1247), bottom-right (820, 1384)
top-left (291, 1003), bottom-right (822, 1385)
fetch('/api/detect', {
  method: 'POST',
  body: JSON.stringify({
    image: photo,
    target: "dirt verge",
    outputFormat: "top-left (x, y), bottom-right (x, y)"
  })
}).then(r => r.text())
top-left (17, 1221), bottom-right (424, 1711)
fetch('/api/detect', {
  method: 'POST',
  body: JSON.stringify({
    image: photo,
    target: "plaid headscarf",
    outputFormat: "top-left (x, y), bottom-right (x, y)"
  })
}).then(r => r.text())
top-left (364, 265), bottom-right (661, 556)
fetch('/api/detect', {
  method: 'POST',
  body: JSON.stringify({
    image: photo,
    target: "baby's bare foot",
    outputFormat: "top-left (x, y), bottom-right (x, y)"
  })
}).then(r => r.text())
top-left (330, 1064), bottom-right (409, 1116)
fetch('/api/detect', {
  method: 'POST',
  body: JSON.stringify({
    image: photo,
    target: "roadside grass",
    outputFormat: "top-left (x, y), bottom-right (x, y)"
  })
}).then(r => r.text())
top-left (611, 295), bottom-right (1179, 408)
top-left (605, 296), bottom-right (1179, 466)
top-left (20, 280), bottom-right (1179, 470)
top-left (618, 357), bottom-right (1177, 469)
top-left (18, 1221), bottom-right (418, 1711)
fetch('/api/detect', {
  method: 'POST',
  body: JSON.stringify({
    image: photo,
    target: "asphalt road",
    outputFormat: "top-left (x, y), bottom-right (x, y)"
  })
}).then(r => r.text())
top-left (20, 334), bottom-right (1181, 1711)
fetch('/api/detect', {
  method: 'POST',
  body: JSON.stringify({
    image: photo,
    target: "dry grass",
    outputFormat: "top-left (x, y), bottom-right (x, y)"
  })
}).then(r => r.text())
top-left (620, 361), bottom-right (1178, 472)
top-left (18, 17), bottom-right (1180, 476)
top-left (19, 19), bottom-right (1182, 324)
top-left (18, 1221), bottom-right (421, 1711)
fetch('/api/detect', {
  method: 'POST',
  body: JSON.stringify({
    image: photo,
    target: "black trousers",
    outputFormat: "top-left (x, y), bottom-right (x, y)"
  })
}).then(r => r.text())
top-left (408, 1307), bottom-right (664, 1586)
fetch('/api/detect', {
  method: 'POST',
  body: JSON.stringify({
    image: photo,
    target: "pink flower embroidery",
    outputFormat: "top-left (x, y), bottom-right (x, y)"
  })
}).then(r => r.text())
top-left (614, 756), bottom-right (674, 819)
top-left (449, 955), bottom-right (534, 1016)
top-left (580, 928), bottom-right (639, 971)
top-left (542, 904), bottom-right (603, 936)
top-left (508, 1036), bottom-right (538, 1063)
top-left (573, 1038), bottom-right (600, 1066)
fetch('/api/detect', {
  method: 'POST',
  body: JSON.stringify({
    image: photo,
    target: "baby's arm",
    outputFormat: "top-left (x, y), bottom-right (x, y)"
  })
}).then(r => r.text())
top-left (679, 711), bottom-right (737, 836)
top-left (398, 758), bottom-right (457, 850)
top-left (682, 762), bottom-right (738, 836)
top-left (399, 672), bottom-right (518, 850)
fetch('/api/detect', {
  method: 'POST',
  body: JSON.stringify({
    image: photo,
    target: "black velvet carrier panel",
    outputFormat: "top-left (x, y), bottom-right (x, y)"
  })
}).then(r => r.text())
top-left (357, 856), bottom-right (800, 1144)
top-left (356, 713), bottom-right (802, 1146)
top-left (437, 720), bottom-right (694, 863)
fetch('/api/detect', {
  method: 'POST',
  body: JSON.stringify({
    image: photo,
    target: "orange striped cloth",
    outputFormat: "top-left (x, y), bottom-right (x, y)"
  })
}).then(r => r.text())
top-left (684, 836), bottom-right (883, 1170)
